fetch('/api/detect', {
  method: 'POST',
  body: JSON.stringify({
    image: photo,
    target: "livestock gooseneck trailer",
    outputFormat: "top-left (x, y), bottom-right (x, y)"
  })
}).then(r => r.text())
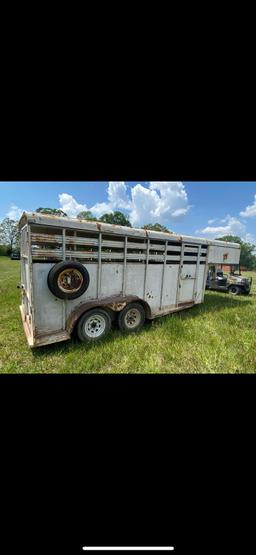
top-left (18, 212), bottom-right (241, 347)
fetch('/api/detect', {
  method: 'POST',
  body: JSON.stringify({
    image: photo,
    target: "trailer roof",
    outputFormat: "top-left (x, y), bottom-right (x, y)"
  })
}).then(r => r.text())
top-left (19, 212), bottom-right (240, 249)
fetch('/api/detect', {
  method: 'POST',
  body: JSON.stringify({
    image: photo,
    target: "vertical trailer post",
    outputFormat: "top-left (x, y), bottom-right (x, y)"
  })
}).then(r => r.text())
top-left (160, 240), bottom-right (168, 309)
top-left (73, 231), bottom-right (77, 254)
top-left (62, 229), bottom-right (66, 260)
top-left (62, 228), bottom-right (66, 329)
top-left (176, 241), bottom-right (185, 305)
top-left (202, 244), bottom-right (210, 301)
top-left (97, 232), bottom-right (102, 298)
top-left (122, 236), bottom-right (127, 295)
top-left (143, 237), bottom-right (150, 299)
top-left (193, 244), bottom-right (201, 301)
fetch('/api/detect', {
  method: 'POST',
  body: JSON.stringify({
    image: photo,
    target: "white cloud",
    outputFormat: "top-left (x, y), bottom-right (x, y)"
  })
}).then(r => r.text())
top-left (58, 193), bottom-right (87, 217)
top-left (198, 215), bottom-right (245, 237)
top-left (89, 202), bottom-right (113, 218)
top-left (207, 219), bottom-right (217, 224)
top-left (107, 181), bottom-right (131, 210)
top-left (240, 194), bottom-right (256, 218)
top-left (129, 184), bottom-right (161, 226)
top-left (89, 182), bottom-right (132, 218)
top-left (129, 181), bottom-right (190, 226)
top-left (6, 205), bottom-right (23, 220)
top-left (58, 181), bottom-right (190, 227)
top-left (171, 207), bottom-right (190, 217)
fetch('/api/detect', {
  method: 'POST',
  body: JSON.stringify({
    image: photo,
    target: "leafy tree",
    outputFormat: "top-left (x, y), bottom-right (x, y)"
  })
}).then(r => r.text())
top-left (0, 218), bottom-right (20, 252)
top-left (99, 211), bottom-right (132, 227)
top-left (142, 223), bottom-right (172, 233)
top-left (77, 210), bottom-right (97, 221)
top-left (35, 208), bottom-right (68, 217)
top-left (0, 244), bottom-right (11, 256)
top-left (216, 235), bottom-right (256, 270)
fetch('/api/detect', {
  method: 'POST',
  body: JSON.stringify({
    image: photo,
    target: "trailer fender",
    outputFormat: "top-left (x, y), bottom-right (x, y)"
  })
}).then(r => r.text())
top-left (66, 295), bottom-right (152, 333)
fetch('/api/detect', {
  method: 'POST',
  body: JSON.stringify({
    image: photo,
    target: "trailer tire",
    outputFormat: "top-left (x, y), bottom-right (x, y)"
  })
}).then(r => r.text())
top-left (47, 261), bottom-right (90, 300)
top-left (117, 302), bottom-right (145, 333)
top-left (77, 308), bottom-right (111, 342)
top-left (228, 285), bottom-right (240, 295)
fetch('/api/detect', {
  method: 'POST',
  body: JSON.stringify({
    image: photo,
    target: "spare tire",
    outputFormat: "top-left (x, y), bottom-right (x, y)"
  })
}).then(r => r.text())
top-left (47, 261), bottom-right (90, 300)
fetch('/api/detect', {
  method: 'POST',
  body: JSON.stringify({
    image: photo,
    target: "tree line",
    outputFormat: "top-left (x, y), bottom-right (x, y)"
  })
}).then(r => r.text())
top-left (0, 208), bottom-right (256, 269)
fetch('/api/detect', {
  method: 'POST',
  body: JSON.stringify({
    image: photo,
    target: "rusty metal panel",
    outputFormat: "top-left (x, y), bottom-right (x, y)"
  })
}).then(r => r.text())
top-left (34, 330), bottom-right (70, 347)
top-left (20, 212), bottom-right (241, 251)
top-left (66, 294), bottom-right (144, 332)
top-left (149, 301), bottom-right (195, 319)
top-left (20, 212), bottom-right (148, 239)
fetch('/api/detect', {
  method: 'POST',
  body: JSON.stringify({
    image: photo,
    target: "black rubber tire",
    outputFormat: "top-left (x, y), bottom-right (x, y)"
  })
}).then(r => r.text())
top-left (47, 261), bottom-right (90, 300)
top-left (117, 302), bottom-right (145, 333)
top-left (77, 308), bottom-right (112, 342)
top-left (228, 285), bottom-right (240, 295)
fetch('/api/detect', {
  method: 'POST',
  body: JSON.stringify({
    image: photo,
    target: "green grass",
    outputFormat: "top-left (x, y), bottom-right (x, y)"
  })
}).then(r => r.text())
top-left (0, 256), bottom-right (255, 373)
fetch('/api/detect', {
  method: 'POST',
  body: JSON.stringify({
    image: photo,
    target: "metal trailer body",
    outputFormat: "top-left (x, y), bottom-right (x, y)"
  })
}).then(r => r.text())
top-left (18, 212), bottom-right (241, 347)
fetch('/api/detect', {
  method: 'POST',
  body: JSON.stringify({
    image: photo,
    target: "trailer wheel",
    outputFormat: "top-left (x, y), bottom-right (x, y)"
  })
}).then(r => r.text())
top-left (47, 261), bottom-right (90, 300)
top-left (228, 285), bottom-right (240, 295)
top-left (117, 302), bottom-right (145, 333)
top-left (77, 308), bottom-right (111, 342)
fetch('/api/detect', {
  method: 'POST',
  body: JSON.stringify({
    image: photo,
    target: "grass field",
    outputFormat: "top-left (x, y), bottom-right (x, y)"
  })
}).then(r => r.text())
top-left (0, 256), bottom-right (255, 373)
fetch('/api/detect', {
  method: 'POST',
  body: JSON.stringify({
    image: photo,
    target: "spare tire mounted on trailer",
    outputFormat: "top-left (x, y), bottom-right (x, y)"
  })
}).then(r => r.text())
top-left (47, 261), bottom-right (90, 300)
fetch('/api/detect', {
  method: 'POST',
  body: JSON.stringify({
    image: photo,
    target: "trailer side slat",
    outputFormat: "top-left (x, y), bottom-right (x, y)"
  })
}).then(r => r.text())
top-left (31, 233), bottom-right (185, 252)
top-left (31, 248), bottom-right (208, 262)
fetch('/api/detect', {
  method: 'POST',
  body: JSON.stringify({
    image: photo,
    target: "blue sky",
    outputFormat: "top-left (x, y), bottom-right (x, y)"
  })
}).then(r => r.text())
top-left (0, 181), bottom-right (256, 244)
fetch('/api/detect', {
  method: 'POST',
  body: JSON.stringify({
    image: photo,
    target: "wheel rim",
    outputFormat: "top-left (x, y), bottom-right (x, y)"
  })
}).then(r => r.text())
top-left (57, 268), bottom-right (84, 293)
top-left (124, 308), bottom-right (141, 329)
top-left (230, 286), bottom-right (237, 294)
top-left (84, 314), bottom-right (106, 338)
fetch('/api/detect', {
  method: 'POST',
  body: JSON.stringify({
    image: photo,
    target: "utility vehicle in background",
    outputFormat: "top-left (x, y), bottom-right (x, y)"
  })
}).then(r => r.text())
top-left (10, 250), bottom-right (20, 260)
top-left (206, 264), bottom-right (252, 295)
